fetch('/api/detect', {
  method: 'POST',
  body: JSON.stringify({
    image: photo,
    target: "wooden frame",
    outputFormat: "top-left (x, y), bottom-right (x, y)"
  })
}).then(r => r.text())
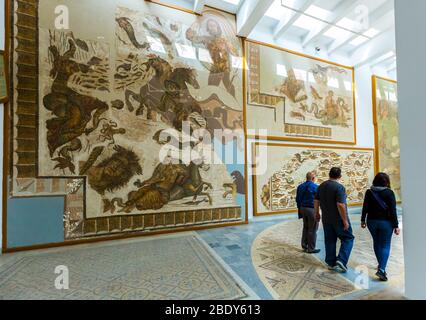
top-left (372, 74), bottom-right (397, 174)
top-left (0, 50), bottom-right (8, 104)
top-left (145, 0), bottom-right (201, 15)
top-left (145, 0), bottom-right (238, 17)
top-left (371, 75), bottom-right (401, 203)
top-left (252, 141), bottom-right (375, 217)
top-left (2, 0), bottom-right (249, 253)
top-left (2, 0), bottom-right (11, 253)
top-left (244, 38), bottom-right (357, 146)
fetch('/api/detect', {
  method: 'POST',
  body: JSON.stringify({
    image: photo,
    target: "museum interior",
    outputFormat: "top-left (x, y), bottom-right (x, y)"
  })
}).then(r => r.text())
top-left (0, 0), bottom-right (425, 301)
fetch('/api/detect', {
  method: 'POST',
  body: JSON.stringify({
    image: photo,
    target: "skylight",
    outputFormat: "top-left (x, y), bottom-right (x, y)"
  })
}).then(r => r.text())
top-left (363, 28), bottom-right (380, 38)
top-left (305, 5), bottom-right (331, 21)
top-left (294, 15), bottom-right (324, 31)
top-left (292, 4), bottom-right (330, 31)
top-left (379, 51), bottom-right (396, 61)
top-left (324, 26), bottom-right (351, 39)
top-left (265, 0), bottom-right (296, 20)
top-left (222, 0), bottom-right (241, 5)
top-left (350, 36), bottom-right (369, 46)
top-left (348, 28), bottom-right (380, 47)
top-left (337, 17), bottom-right (357, 31)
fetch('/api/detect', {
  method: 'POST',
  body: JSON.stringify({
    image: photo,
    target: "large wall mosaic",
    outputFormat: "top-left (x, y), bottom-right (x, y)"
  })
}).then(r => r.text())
top-left (246, 40), bottom-right (356, 144)
top-left (373, 76), bottom-right (401, 202)
top-left (252, 143), bottom-right (375, 216)
top-left (8, 0), bottom-right (246, 244)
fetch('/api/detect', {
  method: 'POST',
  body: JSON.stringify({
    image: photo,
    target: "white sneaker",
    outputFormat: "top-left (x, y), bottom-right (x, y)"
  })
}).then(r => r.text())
top-left (336, 260), bottom-right (348, 273)
top-left (327, 264), bottom-right (337, 271)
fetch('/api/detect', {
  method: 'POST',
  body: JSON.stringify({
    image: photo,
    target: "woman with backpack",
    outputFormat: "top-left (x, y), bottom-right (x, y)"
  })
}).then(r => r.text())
top-left (361, 172), bottom-right (401, 281)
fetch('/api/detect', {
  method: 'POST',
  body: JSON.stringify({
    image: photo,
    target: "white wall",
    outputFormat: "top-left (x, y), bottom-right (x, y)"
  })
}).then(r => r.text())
top-left (395, 0), bottom-right (426, 300)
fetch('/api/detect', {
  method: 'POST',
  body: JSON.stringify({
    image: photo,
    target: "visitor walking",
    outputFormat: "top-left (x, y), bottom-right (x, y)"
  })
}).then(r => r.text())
top-left (361, 172), bottom-right (400, 281)
top-left (314, 167), bottom-right (355, 273)
top-left (296, 172), bottom-right (320, 254)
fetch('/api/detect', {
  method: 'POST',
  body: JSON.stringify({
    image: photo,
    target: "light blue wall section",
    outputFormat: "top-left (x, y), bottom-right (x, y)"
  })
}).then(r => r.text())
top-left (214, 136), bottom-right (246, 219)
top-left (7, 196), bottom-right (65, 248)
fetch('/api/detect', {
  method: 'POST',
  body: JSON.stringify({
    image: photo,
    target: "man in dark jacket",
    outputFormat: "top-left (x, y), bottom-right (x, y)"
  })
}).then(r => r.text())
top-left (296, 172), bottom-right (320, 254)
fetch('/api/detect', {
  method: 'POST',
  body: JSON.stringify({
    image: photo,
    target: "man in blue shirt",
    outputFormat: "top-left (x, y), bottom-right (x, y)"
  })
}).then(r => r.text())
top-left (296, 172), bottom-right (320, 254)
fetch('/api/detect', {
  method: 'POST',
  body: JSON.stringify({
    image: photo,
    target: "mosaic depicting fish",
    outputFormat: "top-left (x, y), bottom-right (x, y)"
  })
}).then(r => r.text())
top-left (254, 144), bottom-right (375, 215)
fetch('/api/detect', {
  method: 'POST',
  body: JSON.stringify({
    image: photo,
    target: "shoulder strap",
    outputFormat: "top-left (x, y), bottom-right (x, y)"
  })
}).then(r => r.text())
top-left (370, 189), bottom-right (389, 211)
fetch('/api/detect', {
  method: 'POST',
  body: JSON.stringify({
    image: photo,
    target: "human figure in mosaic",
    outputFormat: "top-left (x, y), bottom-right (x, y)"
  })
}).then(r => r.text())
top-left (186, 18), bottom-right (238, 98)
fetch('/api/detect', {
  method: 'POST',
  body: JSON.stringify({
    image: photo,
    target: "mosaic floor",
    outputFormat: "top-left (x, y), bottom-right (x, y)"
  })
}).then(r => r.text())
top-left (199, 211), bottom-right (404, 300)
top-left (251, 220), bottom-right (357, 300)
top-left (0, 212), bottom-right (404, 300)
top-left (0, 233), bottom-right (257, 300)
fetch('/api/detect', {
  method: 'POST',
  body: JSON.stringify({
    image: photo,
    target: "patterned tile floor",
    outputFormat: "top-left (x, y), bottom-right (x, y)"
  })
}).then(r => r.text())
top-left (198, 209), bottom-right (404, 300)
top-left (198, 216), bottom-right (295, 299)
top-left (0, 209), bottom-right (404, 300)
top-left (0, 233), bottom-right (257, 300)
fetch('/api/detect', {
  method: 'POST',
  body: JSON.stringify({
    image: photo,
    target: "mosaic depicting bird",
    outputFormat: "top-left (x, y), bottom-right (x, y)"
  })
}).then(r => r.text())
top-left (231, 171), bottom-right (245, 195)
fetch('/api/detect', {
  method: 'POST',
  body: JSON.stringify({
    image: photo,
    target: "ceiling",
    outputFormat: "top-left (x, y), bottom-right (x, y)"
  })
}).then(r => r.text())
top-left (150, 0), bottom-right (397, 74)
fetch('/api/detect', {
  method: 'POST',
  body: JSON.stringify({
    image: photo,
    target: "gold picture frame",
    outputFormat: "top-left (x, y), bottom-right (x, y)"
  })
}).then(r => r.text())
top-left (372, 75), bottom-right (401, 203)
top-left (245, 39), bottom-right (357, 145)
top-left (252, 142), bottom-right (375, 217)
top-left (0, 50), bottom-right (8, 104)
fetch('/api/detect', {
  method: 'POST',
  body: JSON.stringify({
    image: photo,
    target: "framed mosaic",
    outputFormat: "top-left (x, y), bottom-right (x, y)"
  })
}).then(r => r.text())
top-left (252, 142), bottom-right (375, 216)
top-left (4, 0), bottom-right (247, 250)
top-left (246, 40), bottom-right (356, 145)
top-left (372, 75), bottom-right (401, 202)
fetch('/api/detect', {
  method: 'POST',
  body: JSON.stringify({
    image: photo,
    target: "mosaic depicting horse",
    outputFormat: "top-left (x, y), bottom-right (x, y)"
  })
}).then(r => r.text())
top-left (43, 38), bottom-right (109, 173)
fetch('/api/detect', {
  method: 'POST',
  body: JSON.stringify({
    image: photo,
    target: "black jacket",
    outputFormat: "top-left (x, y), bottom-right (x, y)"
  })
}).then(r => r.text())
top-left (361, 187), bottom-right (399, 228)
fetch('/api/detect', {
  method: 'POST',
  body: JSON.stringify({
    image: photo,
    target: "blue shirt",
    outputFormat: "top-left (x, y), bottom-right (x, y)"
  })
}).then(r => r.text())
top-left (296, 181), bottom-right (318, 209)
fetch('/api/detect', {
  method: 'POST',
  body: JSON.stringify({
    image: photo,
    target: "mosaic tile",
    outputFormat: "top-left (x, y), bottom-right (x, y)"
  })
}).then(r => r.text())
top-left (0, 234), bottom-right (255, 300)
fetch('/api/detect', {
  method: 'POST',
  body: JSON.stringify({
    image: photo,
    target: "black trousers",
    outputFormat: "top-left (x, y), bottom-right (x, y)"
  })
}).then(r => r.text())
top-left (300, 207), bottom-right (319, 251)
